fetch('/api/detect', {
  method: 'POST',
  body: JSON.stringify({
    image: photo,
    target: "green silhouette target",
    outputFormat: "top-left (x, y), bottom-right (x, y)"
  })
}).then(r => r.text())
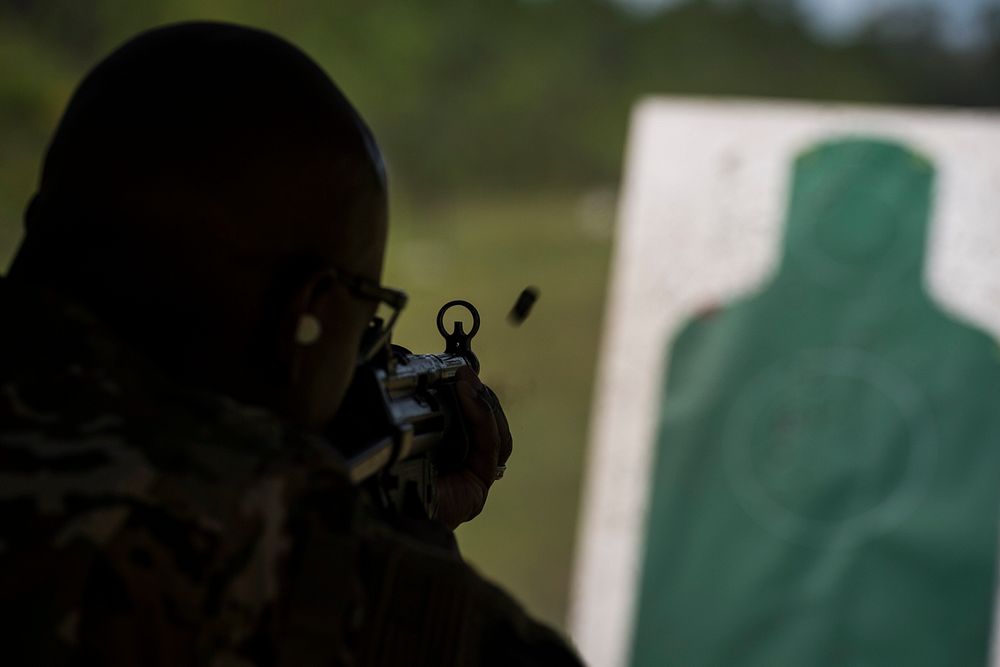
top-left (630, 139), bottom-right (1000, 666)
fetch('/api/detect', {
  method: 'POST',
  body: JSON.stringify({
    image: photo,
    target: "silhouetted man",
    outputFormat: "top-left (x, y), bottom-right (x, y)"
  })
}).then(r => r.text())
top-left (0, 22), bottom-right (581, 665)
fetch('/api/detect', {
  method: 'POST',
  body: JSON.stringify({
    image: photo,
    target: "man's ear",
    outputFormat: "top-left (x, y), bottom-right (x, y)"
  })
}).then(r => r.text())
top-left (286, 269), bottom-right (339, 344)
top-left (296, 270), bottom-right (336, 337)
top-left (278, 269), bottom-right (342, 374)
top-left (276, 268), bottom-right (361, 426)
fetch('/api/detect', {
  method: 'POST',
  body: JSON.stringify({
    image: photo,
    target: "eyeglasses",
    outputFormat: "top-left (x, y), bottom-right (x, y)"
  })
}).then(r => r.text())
top-left (330, 268), bottom-right (408, 363)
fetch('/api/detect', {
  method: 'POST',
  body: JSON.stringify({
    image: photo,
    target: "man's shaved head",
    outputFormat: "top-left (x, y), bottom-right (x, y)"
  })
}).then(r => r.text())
top-left (9, 22), bottom-right (389, 411)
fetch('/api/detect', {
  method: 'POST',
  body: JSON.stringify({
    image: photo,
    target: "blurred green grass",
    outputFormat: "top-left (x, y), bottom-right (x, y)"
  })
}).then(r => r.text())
top-left (383, 192), bottom-right (614, 629)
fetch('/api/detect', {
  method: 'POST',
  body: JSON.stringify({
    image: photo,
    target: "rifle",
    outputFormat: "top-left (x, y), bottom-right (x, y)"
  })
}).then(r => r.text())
top-left (330, 300), bottom-right (482, 520)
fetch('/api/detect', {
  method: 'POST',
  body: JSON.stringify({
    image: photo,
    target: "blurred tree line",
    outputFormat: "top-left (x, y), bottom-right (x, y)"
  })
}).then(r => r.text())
top-left (1, 0), bottom-right (999, 216)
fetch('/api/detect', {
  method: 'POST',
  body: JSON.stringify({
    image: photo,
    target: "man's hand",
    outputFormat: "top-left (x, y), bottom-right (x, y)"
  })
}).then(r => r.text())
top-left (435, 365), bottom-right (513, 530)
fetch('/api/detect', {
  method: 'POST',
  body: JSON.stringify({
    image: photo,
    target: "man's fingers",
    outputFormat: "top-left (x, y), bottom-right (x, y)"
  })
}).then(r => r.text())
top-left (456, 377), bottom-right (501, 487)
top-left (482, 386), bottom-right (513, 466)
top-left (453, 366), bottom-right (513, 468)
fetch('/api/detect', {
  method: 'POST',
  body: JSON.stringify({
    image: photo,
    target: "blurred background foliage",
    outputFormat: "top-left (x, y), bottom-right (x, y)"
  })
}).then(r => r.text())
top-left (2, 0), bottom-right (998, 632)
top-left (4, 0), bottom-right (1000, 204)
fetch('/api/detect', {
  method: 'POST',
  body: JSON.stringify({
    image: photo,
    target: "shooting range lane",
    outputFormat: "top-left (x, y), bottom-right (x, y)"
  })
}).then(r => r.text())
top-left (568, 98), bottom-right (1000, 667)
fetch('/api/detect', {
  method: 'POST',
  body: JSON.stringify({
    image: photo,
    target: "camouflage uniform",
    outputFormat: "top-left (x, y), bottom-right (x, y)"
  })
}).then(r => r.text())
top-left (0, 279), bottom-right (581, 666)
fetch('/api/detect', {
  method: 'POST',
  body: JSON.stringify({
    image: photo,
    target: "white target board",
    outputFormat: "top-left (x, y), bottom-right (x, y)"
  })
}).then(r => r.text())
top-left (569, 98), bottom-right (1000, 667)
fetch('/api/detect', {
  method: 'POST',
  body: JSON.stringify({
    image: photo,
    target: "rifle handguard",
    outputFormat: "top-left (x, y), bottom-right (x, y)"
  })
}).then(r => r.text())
top-left (329, 300), bottom-right (482, 520)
